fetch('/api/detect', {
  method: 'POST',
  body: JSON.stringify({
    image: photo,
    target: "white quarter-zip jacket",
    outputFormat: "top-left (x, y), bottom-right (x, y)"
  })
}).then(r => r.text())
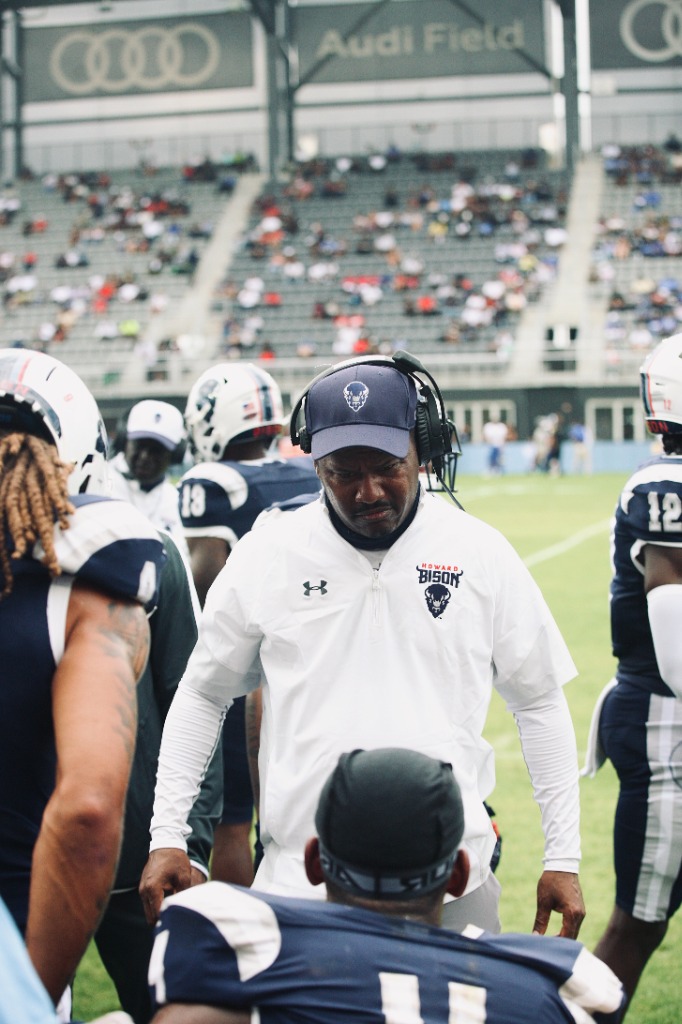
top-left (151, 491), bottom-right (579, 898)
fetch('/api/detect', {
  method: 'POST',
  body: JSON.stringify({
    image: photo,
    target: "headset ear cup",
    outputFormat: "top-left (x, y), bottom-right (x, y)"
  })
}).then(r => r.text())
top-left (423, 387), bottom-right (450, 461)
top-left (290, 395), bottom-right (311, 452)
top-left (415, 404), bottom-right (433, 466)
top-left (298, 426), bottom-right (311, 454)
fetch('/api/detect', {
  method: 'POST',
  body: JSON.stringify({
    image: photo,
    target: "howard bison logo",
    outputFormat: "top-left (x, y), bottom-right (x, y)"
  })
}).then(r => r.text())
top-left (425, 583), bottom-right (451, 619)
top-left (343, 380), bottom-right (369, 412)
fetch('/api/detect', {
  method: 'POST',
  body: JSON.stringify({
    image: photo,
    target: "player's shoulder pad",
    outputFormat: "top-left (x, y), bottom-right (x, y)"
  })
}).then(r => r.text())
top-left (161, 882), bottom-right (282, 972)
top-left (34, 495), bottom-right (167, 608)
top-left (252, 491), bottom-right (322, 532)
top-left (267, 491), bottom-right (322, 513)
top-left (180, 461), bottom-right (245, 488)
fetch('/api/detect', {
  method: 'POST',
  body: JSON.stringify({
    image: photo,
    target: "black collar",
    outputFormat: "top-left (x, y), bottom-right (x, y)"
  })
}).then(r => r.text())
top-left (326, 487), bottom-right (421, 550)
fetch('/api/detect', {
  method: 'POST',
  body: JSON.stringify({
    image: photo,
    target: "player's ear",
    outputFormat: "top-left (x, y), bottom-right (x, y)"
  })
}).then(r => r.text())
top-left (446, 850), bottom-right (470, 899)
top-left (304, 837), bottom-right (325, 886)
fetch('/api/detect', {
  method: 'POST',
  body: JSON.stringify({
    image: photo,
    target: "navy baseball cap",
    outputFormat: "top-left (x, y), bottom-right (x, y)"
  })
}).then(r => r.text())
top-left (305, 364), bottom-right (418, 459)
top-left (315, 748), bottom-right (464, 900)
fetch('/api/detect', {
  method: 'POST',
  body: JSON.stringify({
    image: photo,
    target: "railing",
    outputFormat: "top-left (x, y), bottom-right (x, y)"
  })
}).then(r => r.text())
top-left (85, 346), bottom-right (645, 410)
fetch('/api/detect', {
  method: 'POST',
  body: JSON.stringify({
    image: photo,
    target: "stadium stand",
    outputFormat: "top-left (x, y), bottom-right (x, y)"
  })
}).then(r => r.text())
top-left (0, 164), bottom-right (260, 392)
top-left (588, 144), bottom-right (682, 381)
top-left (207, 147), bottom-right (569, 368)
top-left (1, 147), bottom-right (572, 399)
top-left (1, 142), bottom-right (678, 446)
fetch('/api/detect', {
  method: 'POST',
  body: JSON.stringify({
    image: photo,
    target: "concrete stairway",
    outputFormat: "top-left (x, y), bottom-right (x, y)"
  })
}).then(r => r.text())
top-left (508, 152), bottom-right (605, 384)
top-left (119, 171), bottom-right (267, 387)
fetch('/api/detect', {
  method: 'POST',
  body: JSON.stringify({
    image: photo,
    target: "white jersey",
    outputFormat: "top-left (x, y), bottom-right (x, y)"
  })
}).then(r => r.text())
top-left (482, 421), bottom-right (509, 447)
top-left (152, 491), bottom-right (578, 898)
top-left (108, 453), bottom-right (188, 558)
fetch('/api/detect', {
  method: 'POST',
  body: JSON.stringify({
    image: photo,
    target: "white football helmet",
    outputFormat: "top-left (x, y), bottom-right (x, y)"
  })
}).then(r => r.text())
top-left (0, 349), bottom-right (109, 494)
top-left (640, 332), bottom-right (682, 434)
top-left (184, 362), bottom-right (284, 461)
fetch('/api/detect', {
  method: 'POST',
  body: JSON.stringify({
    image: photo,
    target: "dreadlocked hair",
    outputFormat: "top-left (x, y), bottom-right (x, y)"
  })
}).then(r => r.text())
top-left (0, 432), bottom-right (75, 600)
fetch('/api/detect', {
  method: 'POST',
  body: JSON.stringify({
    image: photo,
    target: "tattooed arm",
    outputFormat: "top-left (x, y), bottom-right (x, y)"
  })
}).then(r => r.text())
top-left (25, 581), bottom-right (150, 1006)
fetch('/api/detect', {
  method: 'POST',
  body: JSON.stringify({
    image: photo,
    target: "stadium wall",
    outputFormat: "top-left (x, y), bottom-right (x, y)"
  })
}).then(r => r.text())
top-left (5, 0), bottom-right (680, 175)
top-left (454, 440), bottom-right (654, 476)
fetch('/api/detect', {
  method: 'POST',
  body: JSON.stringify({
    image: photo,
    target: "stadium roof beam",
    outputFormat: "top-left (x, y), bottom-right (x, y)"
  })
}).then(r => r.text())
top-left (0, 10), bottom-right (24, 182)
top-left (0, 2), bottom-right (85, 180)
top-left (442, 0), bottom-right (580, 179)
top-left (295, 0), bottom-right (393, 89)
top-left (557, 0), bottom-right (580, 181)
top-left (249, 0), bottom-right (295, 176)
top-left (257, 0), bottom-right (568, 173)
top-left (249, 0), bottom-right (397, 175)
top-left (1, 1), bottom-right (582, 180)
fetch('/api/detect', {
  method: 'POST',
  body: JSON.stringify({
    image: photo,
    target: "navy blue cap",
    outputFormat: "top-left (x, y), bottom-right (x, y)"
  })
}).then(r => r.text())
top-left (315, 748), bottom-right (464, 900)
top-left (305, 364), bottom-right (418, 459)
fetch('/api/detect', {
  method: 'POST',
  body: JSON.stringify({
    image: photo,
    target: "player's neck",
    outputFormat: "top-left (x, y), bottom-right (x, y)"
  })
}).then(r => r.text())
top-left (330, 891), bottom-right (441, 927)
top-left (223, 440), bottom-right (271, 461)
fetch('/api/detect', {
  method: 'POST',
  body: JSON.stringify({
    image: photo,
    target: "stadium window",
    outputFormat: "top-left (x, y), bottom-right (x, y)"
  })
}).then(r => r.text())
top-left (622, 406), bottom-right (635, 441)
top-left (593, 405), bottom-right (613, 441)
top-left (450, 401), bottom-right (516, 443)
top-left (462, 407), bottom-right (473, 443)
top-left (587, 400), bottom-right (645, 442)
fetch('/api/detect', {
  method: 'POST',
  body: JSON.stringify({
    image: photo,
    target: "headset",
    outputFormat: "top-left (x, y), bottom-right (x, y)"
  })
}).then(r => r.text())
top-left (289, 350), bottom-right (463, 508)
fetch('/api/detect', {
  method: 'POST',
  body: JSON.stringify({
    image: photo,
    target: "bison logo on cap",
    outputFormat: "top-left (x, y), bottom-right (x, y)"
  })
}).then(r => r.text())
top-left (343, 380), bottom-right (369, 412)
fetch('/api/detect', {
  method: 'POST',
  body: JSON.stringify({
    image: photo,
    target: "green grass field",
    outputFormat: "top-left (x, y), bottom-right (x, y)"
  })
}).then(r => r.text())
top-left (74, 473), bottom-right (681, 1023)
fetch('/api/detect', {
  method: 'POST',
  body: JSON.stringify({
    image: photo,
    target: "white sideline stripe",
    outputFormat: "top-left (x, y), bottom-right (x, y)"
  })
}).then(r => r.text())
top-left (524, 519), bottom-right (612, 567)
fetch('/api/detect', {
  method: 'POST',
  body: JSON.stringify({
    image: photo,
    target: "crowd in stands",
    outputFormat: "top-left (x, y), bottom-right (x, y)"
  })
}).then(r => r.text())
top-left (210, 146), bottom-right (568, 363)
top-left (5, 141), bottom-right (680, 387)
top-left (590, 142), bottom-right (682, 373)
top-left (0, 163), bottom-right (237, 375)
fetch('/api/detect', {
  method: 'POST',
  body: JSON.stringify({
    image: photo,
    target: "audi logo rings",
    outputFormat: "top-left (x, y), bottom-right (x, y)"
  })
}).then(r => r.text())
top-left (49, 24), bottom-right (221, 94)
top-left (620, 0), bottom-right (682, 62)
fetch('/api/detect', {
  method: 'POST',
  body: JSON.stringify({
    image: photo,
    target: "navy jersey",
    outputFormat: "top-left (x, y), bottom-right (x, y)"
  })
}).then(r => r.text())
top-left (45, 494), bottom-right (167, 608)
top-left (178, 457), bottom-right (321, 548)
top-left (610, 453), bottom-right (682, 695)
top-left (0, 495), bottom-right (166, 933)
top-left (0, 562), bottom-right (58, 933)
top-left (151, 884), bottom-right (625, 1024)
top-left (178, 455), bottom-right (321, 827)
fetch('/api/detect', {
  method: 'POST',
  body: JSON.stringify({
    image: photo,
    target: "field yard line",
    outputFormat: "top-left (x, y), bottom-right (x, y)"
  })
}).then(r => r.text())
top-left (524, 519), bottom-right (612, 568)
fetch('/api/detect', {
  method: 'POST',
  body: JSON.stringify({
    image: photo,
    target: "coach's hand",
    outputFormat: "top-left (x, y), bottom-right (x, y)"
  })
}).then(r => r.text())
top-left (139, 848), bottom-right (193, 925)
top-left (533, 870), bottom-right (585, 939)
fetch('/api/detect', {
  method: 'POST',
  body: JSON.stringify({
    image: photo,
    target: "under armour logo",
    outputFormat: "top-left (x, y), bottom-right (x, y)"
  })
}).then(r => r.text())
top-left (303, 580), bottom-right (327, 596)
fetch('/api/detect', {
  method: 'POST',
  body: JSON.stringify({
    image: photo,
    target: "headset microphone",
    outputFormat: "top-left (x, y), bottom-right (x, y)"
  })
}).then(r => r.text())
top-left (289, 352), bottom-right (464, 509)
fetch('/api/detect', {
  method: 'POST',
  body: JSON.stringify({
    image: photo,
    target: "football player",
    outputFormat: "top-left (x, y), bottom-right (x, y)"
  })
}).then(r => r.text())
top-left (108, 399), bottom-right (189, 558)
top-left (178, 363), bottom-right (320, 885)
top-left (149, 748), bottom-right (625, 1024)
top-left (0, 349), bottom-right (165, 1012)
top-left (591, 333), bottom-right (682, 1010)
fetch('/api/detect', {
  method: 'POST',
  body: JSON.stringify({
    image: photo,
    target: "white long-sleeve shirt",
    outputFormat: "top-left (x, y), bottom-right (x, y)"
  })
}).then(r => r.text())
top-left (151, 491), bottom-right (580, 898)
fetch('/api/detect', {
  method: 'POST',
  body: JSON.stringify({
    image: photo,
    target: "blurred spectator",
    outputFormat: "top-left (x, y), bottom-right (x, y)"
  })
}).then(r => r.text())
top-left (482, 416), bottom-right (509, 476)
